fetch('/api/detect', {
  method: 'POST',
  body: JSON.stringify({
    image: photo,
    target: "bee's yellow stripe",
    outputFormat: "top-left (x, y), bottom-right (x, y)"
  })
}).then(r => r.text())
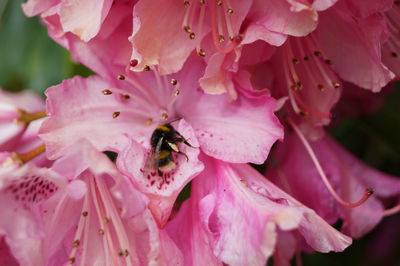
top-left (156, 125), bottom-right (170, 132)
top-left (159, 150), bottom-right (170, 159)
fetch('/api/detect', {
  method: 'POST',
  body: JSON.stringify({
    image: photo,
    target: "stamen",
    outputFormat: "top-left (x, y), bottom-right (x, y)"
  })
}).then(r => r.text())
top-left (12, 143), bottom-right (46, 164)
top-left (15, 109), bottom-right (47, 125)
top-left (117, 75), bottom-right (125, 80)
top-left (288, 118), bottom-right (373, 208)
top-left (102, 89), bottom-right (112, 95)
top-left (112, 112), bottom-right (120, 118)
top-left (383, 204), bottom-right (400, 217)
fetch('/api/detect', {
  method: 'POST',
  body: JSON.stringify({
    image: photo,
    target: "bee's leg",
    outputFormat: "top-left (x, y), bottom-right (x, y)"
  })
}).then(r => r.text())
top-left (177, 151), bottom-right (189, 162)
top-left (158, 169), bottom-right (163, 177)
top-left (174, 137), bottom-right (197, 148)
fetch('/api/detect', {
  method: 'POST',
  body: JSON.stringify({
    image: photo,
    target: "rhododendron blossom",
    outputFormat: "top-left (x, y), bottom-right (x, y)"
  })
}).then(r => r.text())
top-left (39, 56), bottom-right (283, 226)
top-left (4, 0), bottom-right (399, 264)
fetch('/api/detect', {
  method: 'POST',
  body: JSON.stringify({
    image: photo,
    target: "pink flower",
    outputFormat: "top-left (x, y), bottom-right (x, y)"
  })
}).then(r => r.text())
top-left (1, 140), bottom-right (183, 265)
top-left (39, 55), bottom-right (283, 226)
top-left (0, 89), bottom-right (45, 151)
top-left (167, 155), bottom-right (351, 265)
top-left (0, 237), bottom-right (18, 266)
top-left (267, 129), bottom-right (400, 238)
top-left (128, 0), bottom-right (333, 75)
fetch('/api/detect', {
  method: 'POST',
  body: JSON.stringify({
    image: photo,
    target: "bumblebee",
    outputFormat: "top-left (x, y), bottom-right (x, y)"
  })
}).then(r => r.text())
top-left (145, 123), bottom-right (194, 178)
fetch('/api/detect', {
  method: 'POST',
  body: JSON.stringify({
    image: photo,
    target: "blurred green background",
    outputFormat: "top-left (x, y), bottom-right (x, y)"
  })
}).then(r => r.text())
top-left (1, 0), bottom-right (399, 265)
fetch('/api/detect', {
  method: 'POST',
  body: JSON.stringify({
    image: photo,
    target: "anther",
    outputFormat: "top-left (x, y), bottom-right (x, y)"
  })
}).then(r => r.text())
top-left (98, 229), bottom-right (104, 235)
top-left (184, 1), bottom-right (190, 7)
top-left (318, 84), bottom-right (325, 91)
top-left (117, 75), bottom-right (125, 80)
top-left (104, 217), bottom-right (110, 224)
top-left (73, 240), bottom-right (80, 247)
top-left (170, 79), bottom-right (177, 85)
top-left (296, 81), bottom-right (303, 90)
top-left (325, 59), bottom-right (333, 65)
top-left (112, 112), bottom-right (120, 118)
top-left (304, 56), bottom-right (310, 61)
top-left (122, 94), bottom-right (130, 100)
top-left (332, 81), bottom-right (340, 88)
top-left (69, 257), bottom-right (75, 264)
top-left (118, 250), bottom-right (124, 256)
top-left (162, 113), bottom-right (168, 120)
top-left (145, 118), bottom-right (153, 126)
top-left (298, 110), bottom-right (308, 116)
top-left (130, 59), bottom-right (138, 67)
top-left (391, 52), bottom-right (398, 58)
top-left (189, 32), bottom-right (195, 39)
top-left (198, 49), bottom-right (206, 57)
top-left (183, 26), bottom-right (192, 33)
top-left (219, 35), bottom-right (225, 42)
top-left (102, 89), bottom-right (112, 95)
top-left (216, 0), bottom-right (222, 6)
top-left (229, 35), bottom-right (234, 41)
top-left (314, 51), bottom-right (322, 57)
top-left (292, 58), bottom-right (299, 64)
top-left (143, 65), bottom-right (150, 71)
top-left (227, 8), bottom-right (233, 14)
top-left (124, 250), bottom-right (129, 257)
top-left (174, 89), bottom-right (180, 96)
top-left (240, 179), bottom-right (248, 187)
top-left (82, 211), bottom-right (88, 217)
top-left (199, 0), bottom-right (205, 5)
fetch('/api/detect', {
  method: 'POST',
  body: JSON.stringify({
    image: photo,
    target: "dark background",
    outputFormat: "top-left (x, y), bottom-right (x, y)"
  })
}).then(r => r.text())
top-left (1, 1), bottom-right (399, 265)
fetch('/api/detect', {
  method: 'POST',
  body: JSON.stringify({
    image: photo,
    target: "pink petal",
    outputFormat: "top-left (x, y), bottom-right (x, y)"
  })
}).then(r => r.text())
top-left (40, 75), bottom-right (144, 159)
top-left (129, 0), bottom-right (202, 75)
top-left (22, 0), bottom-right (59, 17)
top-left (59, 0), bottom-right (114, 41)
top-left (177, 84), bottom-right (283, 164)
top-left (345, 0), bottom-right (393, 18)
top-left (247, 0), bottom-right (318, 39)
top-left (314, 5), bottom-right (395, 92)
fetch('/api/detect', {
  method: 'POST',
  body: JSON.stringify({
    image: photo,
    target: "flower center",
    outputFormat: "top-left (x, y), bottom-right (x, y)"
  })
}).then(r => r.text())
top-left (102, 67), bottom-right (181, 126)
top-left (182, 0), bottom-right (241, 56)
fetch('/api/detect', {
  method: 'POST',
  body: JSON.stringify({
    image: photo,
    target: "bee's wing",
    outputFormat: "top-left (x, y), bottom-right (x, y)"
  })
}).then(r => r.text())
top-left (143, 136), bottom-right (164, 177)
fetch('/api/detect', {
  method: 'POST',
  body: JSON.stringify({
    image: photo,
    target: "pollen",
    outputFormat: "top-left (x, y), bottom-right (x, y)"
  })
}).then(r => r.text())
top-left (112, 112), bottom-right (120, 118)
top-left (325, 59), bottom-right (333, 65)
top-left (82, 211), bottom-right (88, 217)
top-left (216, 0), bottom-right (222, 6)
top-left (68, 257), bottom-right (75, 264)
top-left (170, 79), bottom-right (177, 85)
top-left (189, 32), bottom-right (195, 39)
top-left (292, 58), bottom-right (299, 64)
top-left (73, 240), bottom-right (80, 247)
top-left (199, 0), bottom-right (205, 5)
top-left (318, 84), bottom-right (326, 91)
top-left (240, 179), bottom-right (249, 187)
top-left (332, 81), bottom-right (341, 88)
top-left (314, 51), bottom-right (322, 57)
top-left (117, 75), bottom-right (125, 80)
top-left (162, 112), bottom-right (168, 120)
top-left (219, 35), bottom-right (225, 42)
top-left (118, 250), bottom-right (124, 256)
top-left (143, 65), bottom-right (150, 71)
top-left (198, 49), bottom-right (206, 57)
top-left (145, 118), bottom-right (153, 126)
top-left (102, 89), bottom-right (112, 95)
top-left (184, 1), bottom-right (190, 7)
top-left (227, 8), bottom-right (233, 14)
top-left (174, 89), bottom-right (180, 96)
top-left (104, 217), bottom-right (110, 224)
top-left (122, 94), bottom-right (130, 100)
top-left (98, 229), bottom-right (104, 235)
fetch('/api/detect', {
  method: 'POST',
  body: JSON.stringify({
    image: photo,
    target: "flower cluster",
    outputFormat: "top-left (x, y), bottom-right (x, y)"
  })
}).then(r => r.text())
top-left (0, 0), bottom-right (399, 265)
